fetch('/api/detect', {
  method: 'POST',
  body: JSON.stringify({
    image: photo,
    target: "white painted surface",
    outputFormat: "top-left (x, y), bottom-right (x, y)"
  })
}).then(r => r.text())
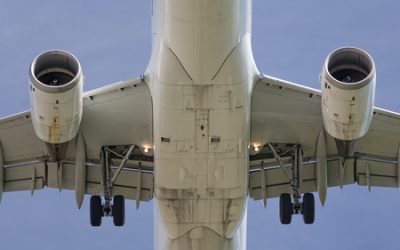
top-left (320, 48), bottom-right (376, 141)
top-left (148, 0), bottom-right (257, 249)
top-left (29, 52), bottom-right (83, 144)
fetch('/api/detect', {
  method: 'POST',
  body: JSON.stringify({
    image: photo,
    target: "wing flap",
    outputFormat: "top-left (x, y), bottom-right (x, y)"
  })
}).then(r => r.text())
top-left (3, 161), bottom-right (153, 202)
top-left (356, 158), bottom-right (398, 188)
top-left (0, 113), bottom-right (47, 164)
top-left (249, 158), bottom-right (356, 200)
top-left (4, 163), bottom-right (46, 192)
top-left (46, 162), bottom-right (153, 201)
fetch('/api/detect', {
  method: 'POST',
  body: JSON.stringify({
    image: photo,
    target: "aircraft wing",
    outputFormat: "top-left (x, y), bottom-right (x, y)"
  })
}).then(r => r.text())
top-left (0, 77), bottom-right (154, 206)
top-left (249, 74), bottom-right (400, 205)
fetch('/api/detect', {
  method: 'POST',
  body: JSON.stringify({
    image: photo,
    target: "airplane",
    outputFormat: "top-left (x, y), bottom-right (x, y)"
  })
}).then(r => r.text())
top-left (0, 0), bottom-right (400, 250)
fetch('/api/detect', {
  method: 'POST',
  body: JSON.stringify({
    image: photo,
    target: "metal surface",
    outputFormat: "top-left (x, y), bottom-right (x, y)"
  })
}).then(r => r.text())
top-left (57, 162), bottom-right (63, 191)
top-left (291, 145), bottom-right (302, 211)
top-left (29, 50), bottom-right (82, 93)
top-left (322, 47), bottom-right (375, 90)
top-left (0, 141), bottom-right (4, 202)
top-left (30, 167), bottom-right (36, 196)
top-left (316, 129), bottom-right (328, 206)
top-left (334, 139), bottom-right (359, 158)
top-left (101, 147), bottom-right (113, 216)
top-left (0, 1), bottom-right (400, 249)
top-left (110, 145), bottom-right (135, 185)
top-left (398, 143), bottom-right (400, 188)
top-left (74, 131), bottom-right (86, 209)
top-left (150, 0), bottom-right (256, 246)
top-left (135, 164), bottom-right (142, 209)
top-left (321, 48), bottom-right (376, 142)
top-left (267, 143), bottom-right (292, 181)
top-left (45, 142), bottom-right (69, 162)
top-left (30, 51), bottom-right (84, 144)
top-left (366, 163), bottom-right (371, 192)
top-left (260, 161), bottom-right (267, 207)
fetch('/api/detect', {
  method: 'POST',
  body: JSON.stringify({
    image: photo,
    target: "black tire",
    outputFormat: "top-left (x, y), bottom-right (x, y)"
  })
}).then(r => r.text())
top-left (113, 195), bottom-right (125, 227)
top-left (302, 193), bottom-right (315, 224)
top-left (90, 196), bottom-right (103, 227)
top-left (279, 193), bottom-right (293, 224)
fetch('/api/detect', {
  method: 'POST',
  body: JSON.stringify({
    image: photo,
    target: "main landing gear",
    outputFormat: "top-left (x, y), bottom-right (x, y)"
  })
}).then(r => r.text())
top-left (279, 192), bottom-right (315, 225)
top-left (90, 195), bottom-right (125, 227)
top-left (90, 146), bottom-right (134, 227)
top-left (268, 143), bottom-right (316, 225)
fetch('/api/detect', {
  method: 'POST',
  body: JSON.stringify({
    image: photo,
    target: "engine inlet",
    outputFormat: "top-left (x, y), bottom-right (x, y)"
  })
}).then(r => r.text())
top-left (30, 50), bottom-right (82, 92)
top-left (325, 47), bottom-right (375, 90)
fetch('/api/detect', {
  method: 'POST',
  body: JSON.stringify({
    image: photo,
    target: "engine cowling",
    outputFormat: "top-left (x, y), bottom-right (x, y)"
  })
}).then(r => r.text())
top-left (320, 47), bottom-right (376, 157)
top-left (30, 50), bottom-right (83, 145)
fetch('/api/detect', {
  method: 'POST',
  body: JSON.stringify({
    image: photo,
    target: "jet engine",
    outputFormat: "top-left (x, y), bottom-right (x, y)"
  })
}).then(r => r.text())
top-left (320, 47), bottom-right (376, 157)
top-left (29, 50), bottom-right (83, 158)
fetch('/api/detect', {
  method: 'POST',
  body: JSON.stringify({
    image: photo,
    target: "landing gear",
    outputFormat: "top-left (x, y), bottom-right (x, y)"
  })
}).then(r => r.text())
top-left (89, 195), bottom-right (126, 227)
top-left (279, 193), bottom-right (292, 224)
top-left (302, 193), bottom-right (315, 224)
top-left (90, 196), bottom-right (103, 227)
top-left (113, 195), bottom-right (125, 227)
top-left (89, 146), bottom-right (133, 227)
top-left (268, 143), bottom-right (316, 225)
top-left (279, 192), bottom-right (315, 225)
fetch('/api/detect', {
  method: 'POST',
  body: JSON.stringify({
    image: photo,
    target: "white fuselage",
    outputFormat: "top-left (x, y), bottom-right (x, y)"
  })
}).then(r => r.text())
top-left (145, 0), bottom-right (258, 249)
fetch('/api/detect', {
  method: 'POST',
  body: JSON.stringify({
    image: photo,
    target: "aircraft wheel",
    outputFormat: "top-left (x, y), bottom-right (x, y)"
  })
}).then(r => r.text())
top-left (279, 193), bottom-right (293, 224)
top-left (113, 195), bottom-right (125, 227)
top-left (90, 196), bottom-right (103, 227)
top-left (302, 193), bottom-right (315, 224)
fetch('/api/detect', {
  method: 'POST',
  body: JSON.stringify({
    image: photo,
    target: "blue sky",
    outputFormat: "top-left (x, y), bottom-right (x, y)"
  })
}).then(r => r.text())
top-left (0, 1), bottom-right (400, 249)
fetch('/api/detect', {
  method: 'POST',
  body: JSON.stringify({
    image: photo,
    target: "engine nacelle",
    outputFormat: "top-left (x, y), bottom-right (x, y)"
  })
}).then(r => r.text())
top-left (320, 47), bottom-right (376, 157)
top-left (30, 50), bottom-right (83, 145)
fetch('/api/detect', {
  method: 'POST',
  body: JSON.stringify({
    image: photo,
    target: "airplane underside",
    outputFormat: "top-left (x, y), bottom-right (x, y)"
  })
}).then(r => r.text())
top-left (160, 225), bottom-right (246, 250)
top-left (1, 1), bottom-right (398, 250)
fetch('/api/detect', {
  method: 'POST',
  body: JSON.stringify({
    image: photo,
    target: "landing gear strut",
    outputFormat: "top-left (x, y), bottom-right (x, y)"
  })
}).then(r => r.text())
top-left (269, 144), bottom-right (316, 224)
top-left (90, 146), bottom-right (132, 227)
